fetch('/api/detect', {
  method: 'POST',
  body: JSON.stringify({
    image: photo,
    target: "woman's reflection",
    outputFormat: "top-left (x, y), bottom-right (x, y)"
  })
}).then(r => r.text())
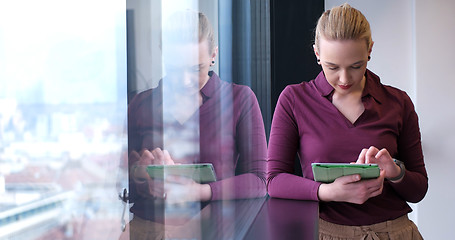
top-left (124, 10), bottom-right (267, 239)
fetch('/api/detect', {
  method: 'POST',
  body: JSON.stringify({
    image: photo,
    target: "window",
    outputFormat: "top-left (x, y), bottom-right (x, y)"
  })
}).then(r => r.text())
top-left (0, 0), bottom-right (271, 239)
top-left (0, 1), bottom-right (127, 239)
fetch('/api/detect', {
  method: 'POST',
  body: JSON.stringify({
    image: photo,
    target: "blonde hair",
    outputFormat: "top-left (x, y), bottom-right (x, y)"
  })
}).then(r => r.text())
top-left (198, 12), bottom-right (216, 54)
top-left (314, 3), bottom-right (372, 51)
top-left (162, 10), bottom-right (216, 55)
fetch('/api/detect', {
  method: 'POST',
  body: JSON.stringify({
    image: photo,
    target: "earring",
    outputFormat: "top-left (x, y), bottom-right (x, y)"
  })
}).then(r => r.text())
top-left (368, 56), bottom-right (371, 61)
top-left (317, 59), bottom-right (321, 64)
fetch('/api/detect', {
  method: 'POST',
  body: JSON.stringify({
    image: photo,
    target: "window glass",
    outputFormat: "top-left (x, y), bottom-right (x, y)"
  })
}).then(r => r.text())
top-left (0, 0), bottom-right (271, 238)
top-left (0, 1), bottom-right (127, 239)
top-left (126, 0), bottom-right (270, 239)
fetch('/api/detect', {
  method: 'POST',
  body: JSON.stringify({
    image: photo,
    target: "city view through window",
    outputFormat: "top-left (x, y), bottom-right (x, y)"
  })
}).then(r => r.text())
top-left (0, 1), bottom-right (128, 239)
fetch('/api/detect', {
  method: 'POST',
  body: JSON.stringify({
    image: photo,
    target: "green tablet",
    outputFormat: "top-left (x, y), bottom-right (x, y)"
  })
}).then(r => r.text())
top-left (311, 163), bottom-right (380, 183)
top-left (146, 163), bottom-right (217, 183)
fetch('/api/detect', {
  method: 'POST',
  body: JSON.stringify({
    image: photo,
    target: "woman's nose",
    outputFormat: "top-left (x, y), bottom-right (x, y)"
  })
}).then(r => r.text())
top-left (339, 70), bottom-right (350, 84)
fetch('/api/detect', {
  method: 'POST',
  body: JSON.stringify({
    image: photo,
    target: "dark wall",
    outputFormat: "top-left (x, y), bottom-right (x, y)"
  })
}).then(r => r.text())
top-left (270, 0), bottom-right (324, 113)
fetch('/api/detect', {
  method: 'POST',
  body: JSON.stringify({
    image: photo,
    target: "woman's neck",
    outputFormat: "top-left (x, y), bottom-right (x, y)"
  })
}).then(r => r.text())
top-left (332, 76), bottom-right (366, 124)
top-left (168, 92), bottom-right (202, 125)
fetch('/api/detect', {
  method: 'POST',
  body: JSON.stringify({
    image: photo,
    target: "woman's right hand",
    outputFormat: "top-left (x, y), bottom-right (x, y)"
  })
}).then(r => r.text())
top-left (317, 169), bottom-right (385, 204)
top-left (129, 148), bottom-right (176, 199)
top-left (130, 148), bottom-right (176, 180)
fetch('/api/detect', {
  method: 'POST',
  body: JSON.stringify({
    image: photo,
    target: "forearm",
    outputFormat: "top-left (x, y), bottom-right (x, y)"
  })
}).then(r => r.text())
top-left (267, 173), bottom-right (321, 201)
top-left (391, 95), bottom-right (428, 203)
top-left (388, 169), bottom-right (428, 203)
top-left (209, 173), bottom-right (266, 200)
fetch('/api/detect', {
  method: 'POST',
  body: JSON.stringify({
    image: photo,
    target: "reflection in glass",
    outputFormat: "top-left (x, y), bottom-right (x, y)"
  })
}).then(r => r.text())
top-left (0, 1), bottom-right (127, 239)
top-left (126, 6), bottom-right (267, 239)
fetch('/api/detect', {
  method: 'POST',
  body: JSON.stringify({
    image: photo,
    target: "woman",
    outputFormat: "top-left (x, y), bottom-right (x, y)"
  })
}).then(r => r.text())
top-left (125, 10), bottom-right (267, 239)
top-left (267, 4), bottom-right (427, 239)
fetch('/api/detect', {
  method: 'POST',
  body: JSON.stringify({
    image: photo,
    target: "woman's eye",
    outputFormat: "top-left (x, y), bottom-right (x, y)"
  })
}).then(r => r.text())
top-left (328, 67), bottom-right (338, 70)
top-left (351, 66), bottom-right (361, 69)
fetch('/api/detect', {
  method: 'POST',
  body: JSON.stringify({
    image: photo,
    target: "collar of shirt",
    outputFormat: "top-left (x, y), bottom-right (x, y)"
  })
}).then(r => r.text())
top-left (200, 71), bottom-right (220, 103)
top-left (314, 69), bottom-right (386, 104)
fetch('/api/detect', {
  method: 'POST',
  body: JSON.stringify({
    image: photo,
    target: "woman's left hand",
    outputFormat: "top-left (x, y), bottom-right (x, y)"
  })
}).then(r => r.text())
top-left (163, 176), bottom-right (212, 205)
top-left (356, 146), bottom-right (401, 180)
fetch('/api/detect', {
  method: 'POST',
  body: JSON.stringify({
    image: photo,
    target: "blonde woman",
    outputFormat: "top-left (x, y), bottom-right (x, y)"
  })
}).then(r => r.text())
top-left (267, 4), bottom-right (427, 239)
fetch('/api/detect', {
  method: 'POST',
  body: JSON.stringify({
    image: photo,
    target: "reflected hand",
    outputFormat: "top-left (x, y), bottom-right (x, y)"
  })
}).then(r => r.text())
top-left (134, 147), bottom-right (175, 165)
top-left (356, 146), bottom-right (401, 180)
top-left (164, 176), bottom-right (212, 205)
top-left (318, 170), bottom-right (385, 204)
top-left (149, 148), bottom-right (175, 165)
top-left (129, 148), bottom-right (176, 199)
top-left (130, 148), bottom-right (176, 181)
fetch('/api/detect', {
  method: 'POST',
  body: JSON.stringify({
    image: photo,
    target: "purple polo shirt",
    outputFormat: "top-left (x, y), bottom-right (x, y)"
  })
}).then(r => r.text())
top-left (267, 69), bottom-right (428, 226)
top-left (128, 71), bottom-right (267, 221)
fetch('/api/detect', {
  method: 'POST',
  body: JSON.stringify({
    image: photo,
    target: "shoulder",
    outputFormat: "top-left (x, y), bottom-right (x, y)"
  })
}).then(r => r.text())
top-left (278, 81), bottom-right (318, 103)
top-left (381, 84), bottom-right (409, 98)
top-left (282, 82), bottom-right (311, 94)
top-left (367, 76), bottom-right (417, 120)
top-left (232, 82), bottom-right (256, 99)
top-left (213, 75), bottom-right (258, 104)
top-left (206, 72), bottom-right (255, 100)
top-left (130, 88), bottom-right (153, 104)
top-left (384, 85), bottom-right (416, 117)
top-left (379, 83), bottom-right (414, 104)
top-left (228, 83), bottom-right (262, 116)
top-left (128, 86), bottom-right (161, 113)
top-left (366, 70), bottom-right (415, 109)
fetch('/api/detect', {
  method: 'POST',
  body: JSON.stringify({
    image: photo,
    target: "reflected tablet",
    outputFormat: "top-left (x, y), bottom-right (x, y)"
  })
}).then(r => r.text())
top-left (146, 163), bottom-right (217, 183)
top-left (311, 163), bottom-right (380, 183)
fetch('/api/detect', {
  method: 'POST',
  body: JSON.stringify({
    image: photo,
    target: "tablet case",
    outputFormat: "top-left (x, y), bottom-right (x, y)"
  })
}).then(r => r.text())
top-left (311, 163), bottom-right (380, 183)
top-left (146, 163), bottom-right (217, 183)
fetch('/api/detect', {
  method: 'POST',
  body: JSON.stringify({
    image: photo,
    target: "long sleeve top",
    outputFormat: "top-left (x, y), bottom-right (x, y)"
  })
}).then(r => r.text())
top-left (128, 71), bottom-right (267, 221)
top-left (267, 69), bottom-right (428, 226)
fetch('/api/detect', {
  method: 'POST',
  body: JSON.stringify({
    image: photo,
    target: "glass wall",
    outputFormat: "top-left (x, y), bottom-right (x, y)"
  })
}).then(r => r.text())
top-left (0, 1), bottom-right (127, 239)
top-left (126, 0), bottom-right (270, 239)
top-left (0, 0), bottom-right (270, 239)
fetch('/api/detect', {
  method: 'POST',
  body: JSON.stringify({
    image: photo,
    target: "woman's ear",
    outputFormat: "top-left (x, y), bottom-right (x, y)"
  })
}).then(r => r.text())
top-left (212, 46), bottom-right (219, 60)
top-left (368, 41), bottom-right (374, 56)
top-left (313, 44), bottom-right (319, 57)
top-left (313, 44), bottom-right (321, 64)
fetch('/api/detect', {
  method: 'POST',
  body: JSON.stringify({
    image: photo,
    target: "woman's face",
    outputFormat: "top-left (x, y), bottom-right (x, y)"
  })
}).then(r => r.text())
top-left (315, 37), bottom-right (372, 95)
top-left (163, 40), bottom-right (216, 95)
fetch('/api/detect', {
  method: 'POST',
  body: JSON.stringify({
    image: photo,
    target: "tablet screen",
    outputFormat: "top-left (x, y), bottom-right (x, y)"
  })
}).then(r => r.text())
top-left (311, 163), bottom-right (379, 183)
top-left (146, 163), bottom-right (217, 183)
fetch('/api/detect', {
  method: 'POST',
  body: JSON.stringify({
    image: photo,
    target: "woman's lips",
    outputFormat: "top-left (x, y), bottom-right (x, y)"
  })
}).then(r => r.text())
top-left (339, 84), bottom-right (352, 90)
